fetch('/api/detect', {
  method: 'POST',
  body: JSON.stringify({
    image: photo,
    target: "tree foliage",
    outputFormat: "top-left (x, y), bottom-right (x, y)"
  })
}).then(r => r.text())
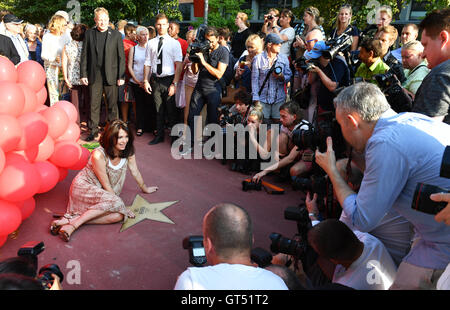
top-left (192, 0), bottom-right (251, 31)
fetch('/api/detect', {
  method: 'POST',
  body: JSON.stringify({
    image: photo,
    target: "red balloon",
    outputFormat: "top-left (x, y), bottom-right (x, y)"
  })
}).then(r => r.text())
top-left (0, 81), bottom-right (25, 117)
top-left (0, 234), bottom-right (7, 247)
top-left (0, 200), bottom-right (22, 236)
top-left (0, 115), bottom-right (22, 152)
top-left (49, 140), bottom-right (82, 168)
top-left (34, 161), bottom-right (59, 193)
top-left (0, 153), bottom-right (41, 202)
top-left (16, 197), bottom-right (36, 220)
top-left (56, 122), bottom-right (80, 143)
top-left (0, 148), bottom-right (4, 175)
top-left (18, 83), bottom-right (38, 114)
top-left (54, 100), bottom-right (78, 123)
top-left (0, 57), bottom-right (17, 82)
top-left (34, 134), bottom-right (54, 162)
top-left (57, 166), bottom-right (68, 182)
top-left (42, 106), bottom-right (69, 139)
top-left (35, 87), bottom-right (47, 106)
top-left (69, 146), bottom-right (90, 170)
top-left (16, 60), bottom-right (46, 92)
top-left (16, 112), bottom-right (49, 150)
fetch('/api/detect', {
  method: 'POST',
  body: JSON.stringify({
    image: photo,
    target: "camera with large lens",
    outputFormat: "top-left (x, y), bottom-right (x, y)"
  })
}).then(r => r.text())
top-left (251, 247), bottom-right (273, 268)
top-left (412, 146), bottom-right (450, 215)
top-left (182, 235), bottom-right (207, 267)
top-left (294, 56), bottom-right (320, 73)
top-left (12, 241), bottom-right (64, 289)
top-left (188, 24), bottom-right (210, 63)
top-left (374, 70), bottom-right (412, 112)
top-left (218, 104), bottom-right (243, 127)
top-left (270, 233), bottom-right (306, 259)
top-left (322, 27), bottom-right (353, 60)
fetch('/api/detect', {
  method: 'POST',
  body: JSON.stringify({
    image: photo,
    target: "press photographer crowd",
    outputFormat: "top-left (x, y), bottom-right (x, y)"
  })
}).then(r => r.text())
top-left (0, 4), bottom-right (449, 291)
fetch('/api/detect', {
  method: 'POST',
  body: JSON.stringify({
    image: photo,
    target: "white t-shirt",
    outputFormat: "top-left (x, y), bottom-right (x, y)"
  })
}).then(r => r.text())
top-left (437, 262), bottom-right (450, 290)
top-left (332, 231), bottom-right (398, 290)
top-left (174, 263), bottom-right (288, 290)
top-left (279, 27), bottom-right (295, 57)
top-left (41, 32), bottom-right (70, 66)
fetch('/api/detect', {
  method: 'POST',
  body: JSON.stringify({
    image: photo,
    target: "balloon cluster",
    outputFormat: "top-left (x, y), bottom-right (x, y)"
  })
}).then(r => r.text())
top-left (0, 58), bottom-right (90, 248)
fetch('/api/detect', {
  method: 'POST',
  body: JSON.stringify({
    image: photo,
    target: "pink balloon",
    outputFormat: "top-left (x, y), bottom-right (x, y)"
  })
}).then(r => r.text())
top-left (35, 87), bottom-right (47, 106)
top-left (34, 135), bottom-right (55, 162)
top-left (16, 112), bottom-right (49, 150)
top-left (69, 146), bottom-right (90, 170)
top-left (16, 60), bottom-right (46, 92)
top-left (0, 153), bottom-right (41, 202)
top-left (11, 149), bottom-right (35, 162)
top-left (35, 104), bottom-right (48, 113)
top-left (0, 234), bottom-right (7, 248)
top-left (34, 161), bottom-right (59, 194)
top-left (54, 100), bottom-right (78, 123)
top-left (42, 106), bottom-right (69, 139)
top-left (56, 122), bottom-right (80, 143)
top-left (16, 197), bottom-right (36, 220)
top-left (18, 83), bottom-right (38, 114)
top-left (0, 57), bottom-right (18, 82)
top-left (57, 166), bottom-right (68, 182)
top-left (0, 115), bottom-right (22, 152)
top-left (0, 148), bottom-right (4, 175)
top-left (0, 81), bottom-right (25, 117)
top-left (49, 141), bottom-right (82, 168)
top-left (0, 200), bottom-right (22, 236)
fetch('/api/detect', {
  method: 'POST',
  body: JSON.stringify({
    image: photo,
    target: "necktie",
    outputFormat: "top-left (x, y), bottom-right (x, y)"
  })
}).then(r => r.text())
top-left (157, 36), bottom-right (163, 75)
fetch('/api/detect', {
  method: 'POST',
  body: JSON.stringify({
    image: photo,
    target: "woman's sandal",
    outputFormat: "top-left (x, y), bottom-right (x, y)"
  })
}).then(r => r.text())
top-left (58, 223), bottom-right (77, 242)
top-left (136, 129), bottom-right (143, 136)
top-left (50, 217), bottom-right (70, 236)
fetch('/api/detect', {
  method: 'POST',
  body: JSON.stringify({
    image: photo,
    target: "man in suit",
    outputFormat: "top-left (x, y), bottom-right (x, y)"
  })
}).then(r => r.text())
top-left (0, 33), bottom-right (20, 65)
top-left (80, 7), bottom-right (126, 141)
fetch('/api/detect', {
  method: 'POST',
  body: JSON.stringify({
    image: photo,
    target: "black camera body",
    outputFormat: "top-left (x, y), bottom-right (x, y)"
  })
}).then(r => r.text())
top-left (15, 241), bottom-right (63, 289)
top-left (218, 104), bottom-right (243, 127)
top-left (294, 56), bottom-right (320, 73)
top-left (374, 70), bottom-right (412, 113)
top-left (183, 235), bottom-right (207, 267)
top-left (323, 29), bottom-right (353, 60)
top-left (188, 24), bottom-right (210, 63)
top-left (251, 247), bottom-right (273, 268)
top-left (412, 146), bottom-right (450, 215)
top-left (242, 179), bottom-right (262, 191)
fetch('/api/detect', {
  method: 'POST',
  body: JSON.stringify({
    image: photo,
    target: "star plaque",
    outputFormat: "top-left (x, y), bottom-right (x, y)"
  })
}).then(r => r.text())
top-left (120, 194), bottom-right (179, 232)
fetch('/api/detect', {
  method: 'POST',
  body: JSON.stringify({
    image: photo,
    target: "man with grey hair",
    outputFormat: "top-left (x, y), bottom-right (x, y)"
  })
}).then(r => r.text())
top-left (174, 203), bottom-right (288, 290)
top-left (315, 82), bottom-right (450, 289)
top-left (401, 40), bottom-right (429, 97)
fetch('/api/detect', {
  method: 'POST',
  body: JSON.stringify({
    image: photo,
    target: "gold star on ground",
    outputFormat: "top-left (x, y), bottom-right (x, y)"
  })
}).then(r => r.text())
top-left (120, 195), bottom-right (179, 232)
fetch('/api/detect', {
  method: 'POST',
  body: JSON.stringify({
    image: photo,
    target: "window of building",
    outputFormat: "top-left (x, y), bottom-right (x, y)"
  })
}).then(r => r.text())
top-left (180, 3), bottom-right (192, 21)
top-left (258, 0), bottom-right (293, 20)
top-left (409, 0), bottom-right (430, 20)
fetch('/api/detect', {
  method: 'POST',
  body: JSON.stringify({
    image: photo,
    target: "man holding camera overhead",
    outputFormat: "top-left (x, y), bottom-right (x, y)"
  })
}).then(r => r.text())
top-left (314, 82), bottom-right (450, 290)
top-left (174, 203), bottom-right (288, 290)
top-left (251, 33), bottom-right (292, 124)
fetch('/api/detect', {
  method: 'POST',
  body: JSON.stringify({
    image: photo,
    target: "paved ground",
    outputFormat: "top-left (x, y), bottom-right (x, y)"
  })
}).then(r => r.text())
top-left (0, 131), bottom-right (303, 290)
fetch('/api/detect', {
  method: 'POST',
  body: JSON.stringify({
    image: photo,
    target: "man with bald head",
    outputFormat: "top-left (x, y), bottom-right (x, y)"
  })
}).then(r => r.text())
top-left (174, 203), bottom-right (288, 290)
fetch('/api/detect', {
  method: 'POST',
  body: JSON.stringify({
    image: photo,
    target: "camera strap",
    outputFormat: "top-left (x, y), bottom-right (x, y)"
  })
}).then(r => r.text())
top-left (258, 59), bottom-right (278, 96)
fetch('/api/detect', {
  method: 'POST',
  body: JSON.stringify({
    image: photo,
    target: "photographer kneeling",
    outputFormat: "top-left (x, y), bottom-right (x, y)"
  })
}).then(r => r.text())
top-left (252, 101), bottom-right (312, 183)
top-left (314, 82), bottom-right (450, 290)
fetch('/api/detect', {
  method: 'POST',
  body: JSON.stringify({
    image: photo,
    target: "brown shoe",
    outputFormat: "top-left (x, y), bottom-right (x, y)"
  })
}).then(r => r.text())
top-left (58, 223), bottom-right (77, 242)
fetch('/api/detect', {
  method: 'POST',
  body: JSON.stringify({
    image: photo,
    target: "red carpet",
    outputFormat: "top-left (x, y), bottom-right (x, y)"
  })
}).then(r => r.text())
top-left (0, 133), bottom-right (302, 290)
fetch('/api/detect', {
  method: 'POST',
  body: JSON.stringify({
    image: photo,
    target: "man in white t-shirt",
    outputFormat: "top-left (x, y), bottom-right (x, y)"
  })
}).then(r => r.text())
top-left (308, 219), bottom-right (397, 290)
top-left (174, 203), bottom-right (288, 290)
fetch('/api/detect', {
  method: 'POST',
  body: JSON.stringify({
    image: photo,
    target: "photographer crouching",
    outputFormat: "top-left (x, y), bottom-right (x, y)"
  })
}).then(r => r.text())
top-left (314, 82), bottom-right (450, 289)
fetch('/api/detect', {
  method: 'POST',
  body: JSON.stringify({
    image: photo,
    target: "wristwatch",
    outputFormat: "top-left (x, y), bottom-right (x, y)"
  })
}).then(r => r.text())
top-left (172, 82), bottom-right (178, 87)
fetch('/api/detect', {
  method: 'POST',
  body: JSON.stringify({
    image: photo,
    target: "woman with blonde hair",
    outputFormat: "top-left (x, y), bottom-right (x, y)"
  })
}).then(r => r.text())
top-left (231, 12), bottom-right (252, 59)
top-left (41, 14), bottom-right (70, 104)
top-left (330, 4), bottom-right (360, 51)
top-left (234, 34), bottom-right (263, 92)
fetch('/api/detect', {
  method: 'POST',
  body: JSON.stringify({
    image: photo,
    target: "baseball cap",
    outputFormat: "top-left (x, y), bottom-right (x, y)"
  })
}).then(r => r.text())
top-left (3, 14), bottom-right (23, 24)
top-left (265, 33), bottom-right (283, 44)
top-left (304, 40), bottom-right (329, 60)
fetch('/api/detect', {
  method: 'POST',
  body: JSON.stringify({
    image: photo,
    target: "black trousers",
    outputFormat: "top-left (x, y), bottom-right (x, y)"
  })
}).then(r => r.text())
top-left (150, 75), bottom-right (177, 138)
top-left (88, 69), bottom-right (119, 135)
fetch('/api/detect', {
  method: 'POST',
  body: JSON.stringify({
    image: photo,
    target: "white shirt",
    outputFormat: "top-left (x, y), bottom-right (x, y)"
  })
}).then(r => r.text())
top-left (41, 32), bottom-right (70, 66)
top-left (437, 262), bottom-right (450, 290)
top-left (333, 231), bottom-right (398, 290)
top-left (130, 44), bottom-right (147, 84)
top-left (144, 34), bottom-right (182, 77)
top-left (4, 29), bottom-right (28, 63)
top-left (174, 263), bottom-right (288, 290)
top-left (279, 27), bottom-right (295, 57)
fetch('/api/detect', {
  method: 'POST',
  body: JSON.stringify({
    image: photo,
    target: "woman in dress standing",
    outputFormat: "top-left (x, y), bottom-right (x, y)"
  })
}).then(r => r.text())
top-left (50, 119), bottom-right (158, 242)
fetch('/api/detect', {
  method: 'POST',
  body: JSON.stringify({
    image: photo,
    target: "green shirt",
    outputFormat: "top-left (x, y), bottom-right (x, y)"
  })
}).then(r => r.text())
top-left (402, 61), bottom-right (430, 95)
top-left (355, 57), bottom-right (390, 83)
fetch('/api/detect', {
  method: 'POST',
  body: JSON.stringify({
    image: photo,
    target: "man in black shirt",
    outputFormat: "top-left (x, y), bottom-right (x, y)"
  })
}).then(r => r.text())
top-left (0, 34), bottom-right (20, 65)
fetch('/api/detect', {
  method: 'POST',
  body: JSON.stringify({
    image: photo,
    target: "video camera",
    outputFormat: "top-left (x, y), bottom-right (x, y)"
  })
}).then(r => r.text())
top-left (182, 235), bottom-right (207, 267)
top-left (374, 70), bottom-right (412, 113)
top-left (188, 24), bottom-right (210, 63)
top-left (218, 104), bottom-right (243, 127)
top-left (322, 27), bottom-right (353, 60)
top-left (412, 146), bottom-right (450, 215)
top-left (0, 241), bottom-right (64, 289)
